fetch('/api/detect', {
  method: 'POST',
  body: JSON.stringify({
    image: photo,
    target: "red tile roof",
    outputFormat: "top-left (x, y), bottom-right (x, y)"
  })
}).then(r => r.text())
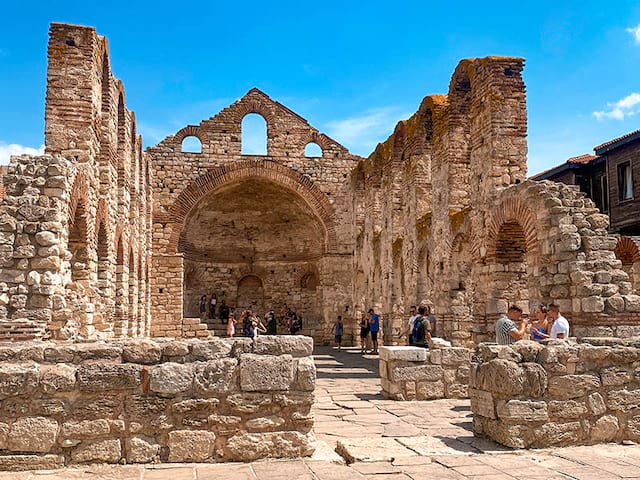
top-left (566, 154), bottom-right (599, 164)
top-left (529, 153), bottom-right (601, 180)
top-left (594, 128), bottom-right (640, 153)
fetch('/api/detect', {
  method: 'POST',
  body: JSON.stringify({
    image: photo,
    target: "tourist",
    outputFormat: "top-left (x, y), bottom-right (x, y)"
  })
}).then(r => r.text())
top-left (411, 306), bottom-right (429, 348)
top-left (226, 312), bottom-right (236, 337)
top-left (199, 295), bottom-right (207, 322)
top-left (359, 316), bottom-right (369, 354)
top-left (209, 292), bottom-right (217, 320)
top-left (290, 313), bottom-right (302, 335)
top-left (265, 308), bottom-right (277, 335)
top-left (368, 308), bottom-right (380, 355)
top-left (241, 310), bottom-right (254, 338)
top-left (401, 305), bottom-right (418, 345)
top-left (252, 315), bottom-right (267, 339)
top-left (425, 305), bottom-right (437, 338)
top-left (548, 303), bottom-right (570, 340)
top-left (219, 300), bottom-right (229, 325)
top-left (530, 304), bottom-right (549, 342)
top-left (495, 305), bottom-right (527, 345)
top-left (332, 315), bottom-right (344, 350)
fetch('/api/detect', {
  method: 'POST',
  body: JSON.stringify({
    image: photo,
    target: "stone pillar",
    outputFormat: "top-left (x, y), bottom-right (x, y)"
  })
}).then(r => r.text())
top-left (150, 254), bottom-right (184, 337)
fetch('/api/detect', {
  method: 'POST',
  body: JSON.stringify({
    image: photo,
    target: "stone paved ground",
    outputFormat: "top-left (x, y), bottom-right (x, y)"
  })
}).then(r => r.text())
top-left (5, 346), bottom-right (640, 479)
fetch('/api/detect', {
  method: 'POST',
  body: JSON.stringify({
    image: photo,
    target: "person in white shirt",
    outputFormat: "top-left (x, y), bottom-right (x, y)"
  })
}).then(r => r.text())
top-left (401, 306), bottom-right (418, 345)
top-left (547, 303), bottom-right (570, 339)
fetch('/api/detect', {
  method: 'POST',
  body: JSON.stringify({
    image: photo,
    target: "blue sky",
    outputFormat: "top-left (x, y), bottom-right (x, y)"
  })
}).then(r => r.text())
top-left (0, 1), bottom-right (639, 176)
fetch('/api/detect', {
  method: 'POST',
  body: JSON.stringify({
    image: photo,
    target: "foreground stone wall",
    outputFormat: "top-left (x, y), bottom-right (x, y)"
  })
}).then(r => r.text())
top-left (0, 336), bottom-right (315, 470)
top-left (470, 339), bottom-right (640, 448)
top-left (379, 344), bottom-right (471, 400)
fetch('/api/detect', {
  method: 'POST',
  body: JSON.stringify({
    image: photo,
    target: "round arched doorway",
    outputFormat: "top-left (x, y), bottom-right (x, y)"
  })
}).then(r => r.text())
top-left (178, 177), bottom-right (326, 324)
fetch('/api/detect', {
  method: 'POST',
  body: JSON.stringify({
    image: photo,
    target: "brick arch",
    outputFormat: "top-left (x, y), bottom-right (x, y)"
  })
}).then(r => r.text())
top-left (615, 237), bottom-right (640, 265)
top-left (173, 125), bottom-right (204, 146)
top-left (230, 98), bottom-right (277, 126)
top-left (166, 159), bottom-right (337, 253)
top-left (486, 197), bottom-right (539, 260)
top-left (68, 171), bottom-right (90, 228)
top-left (94, 198), bottom-right (111, 248)
top-left (293, 263), bottom-right (321, 288)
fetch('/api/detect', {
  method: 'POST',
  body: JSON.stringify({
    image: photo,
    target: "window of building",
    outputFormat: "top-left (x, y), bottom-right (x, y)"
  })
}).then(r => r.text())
top-left (601, 175), bottom-right (609, 212)
top-left (618, 162), bottom-right (633, 201)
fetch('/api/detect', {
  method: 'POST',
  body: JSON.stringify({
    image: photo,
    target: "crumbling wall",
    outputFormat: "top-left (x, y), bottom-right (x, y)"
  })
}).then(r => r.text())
top-left (470, 339), bottom-right (640, 448)
top-left (0, 336), bottom-right (315, 470)
top-left (0, 24), bottom-right (152, 340)
top-left (148, 89), bottom-right (360, 342)
top-left (379, 345), bottom-right (471, 400)
top-left (351, 56), bottom-right (640, 347)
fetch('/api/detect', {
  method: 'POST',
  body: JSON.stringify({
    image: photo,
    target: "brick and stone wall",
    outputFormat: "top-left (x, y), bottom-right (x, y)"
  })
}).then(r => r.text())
top-left (470, 339), bottom-right (640, 448)
top-left (0, 336), bottom-right (315, 470)
top-left (379, 343), bottom-right (471, 400)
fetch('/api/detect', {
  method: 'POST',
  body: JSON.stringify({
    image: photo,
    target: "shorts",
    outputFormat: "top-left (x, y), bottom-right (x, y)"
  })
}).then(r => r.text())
top-left (360, 328), bottom-right (369, 339)
top-left (335, 335), bottom-right (342, 343)
top-left (370, 331), bottom-right (378, 342)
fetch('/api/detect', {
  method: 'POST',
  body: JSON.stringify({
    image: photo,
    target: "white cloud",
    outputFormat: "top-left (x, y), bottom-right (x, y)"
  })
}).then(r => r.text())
top-left (593, 92), bottom-right (640, 121)
top-left (325, 107), bottom-right (410, 156)
top-left (627, 24), bottom-right (640, 44)
top-left (0, 142), bottom-right (44, 164)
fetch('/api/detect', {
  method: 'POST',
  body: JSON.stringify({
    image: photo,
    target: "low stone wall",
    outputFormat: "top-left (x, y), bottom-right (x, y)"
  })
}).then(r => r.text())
top-left (379, 345), bottom-right (472, 400)
top-left (0, 336), bottom-right (316, 470)
top-left (470, 338), bottom-right (640, 448)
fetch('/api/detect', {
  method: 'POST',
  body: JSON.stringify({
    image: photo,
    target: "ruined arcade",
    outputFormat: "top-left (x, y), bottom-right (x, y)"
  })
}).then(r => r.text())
top-left (0, 23), bottom-right (639, 467)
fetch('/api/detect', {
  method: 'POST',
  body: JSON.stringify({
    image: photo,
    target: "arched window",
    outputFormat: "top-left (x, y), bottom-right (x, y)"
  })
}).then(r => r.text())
top-left (304, 142), bottom-right (322, 158)
top-left (181, 136), bottom-right (202, 153)
top-left (241, 114), bottom-right (267, 155)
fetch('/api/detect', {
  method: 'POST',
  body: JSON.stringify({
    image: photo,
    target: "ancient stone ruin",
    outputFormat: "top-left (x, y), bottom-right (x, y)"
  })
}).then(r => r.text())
top-left (0, 22), bottom-right (639, 467)
top-left (0, 23), bottom-right (638, 346)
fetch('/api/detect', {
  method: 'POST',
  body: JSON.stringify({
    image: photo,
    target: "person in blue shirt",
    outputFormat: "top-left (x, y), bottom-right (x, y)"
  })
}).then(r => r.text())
top-left (368, 308), bottom-right (380, 355)
top-left (332, 315), bottom-right (344, 350)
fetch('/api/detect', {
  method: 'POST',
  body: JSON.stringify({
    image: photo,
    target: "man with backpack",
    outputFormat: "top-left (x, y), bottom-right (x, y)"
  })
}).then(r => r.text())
top-left (411, 305), bottom-right (431, 348)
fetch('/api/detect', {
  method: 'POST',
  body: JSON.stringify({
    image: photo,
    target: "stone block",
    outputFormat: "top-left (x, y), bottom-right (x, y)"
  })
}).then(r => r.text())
top-left (194, 358), bottom-right (238, 394)
top-left (607, 388), bottom-right (640, 412)
top-left (548, 400), bottom-right (587, 419)
top-left (0, 454), bottom-right (64, 471)
top-left (445, 383), bottom-right (468, 399)
top-left (189, 338), bottom-right (232, 360)
top-left (497, 400), bottom-right (548, 422)
top-left (127, 436), bottom-right (160, 463)
top-left (226, 393), bottom-right (274, 414)
top-left (61, 419), bottom-right (110, 438)
top-left (601, 367), bottom-right (632, 386)
top-left (246, 415), bottom-right (286, 431)
top-left (378, 346), bottom-right (427, 362)
top-left (511, 341), bottom-right (544, 362)
top-left (149, 362), bottom-right (194, 396)
top-left (161, 340), bottom-right (190, 358)
top-left (547, 375), bottom-right (600, 400)
top-left (390, 364), bottom-right (443, 382)
top-left (591, 415), bottom-right (619, 442)
top-left (225, 431), bottom-right (314, 461)
top-left (534, 421), bottom-right (583, 446)
top-left (416, 380), bottom-right (444, 400)
top-left (469, 388), bottom-right (496, 419)
top-left (170, 398), bottom-right (219, 414)
top-left (121, 339), bottom-right (162, 364)
top-left (71, 439), bottom-right (121, 463)
top-left (38, 363), bottom-right (76, 393)
top-left (8, 417), bottom-right (58, 453)
top-left (476, 358), bottom-right (523, 395)
top-left (239, 354), bottom-right (293, 391)
top-left (0, 422), bottom-right (7, 449)
top-left (252, 336), bottom-right (313, 357)
top-left (294, 356), bottom-right (316, 392)
top-left (440, 347), bottom-right (471, 366)
top-left (77, 363), bottom-right (142, 391)
top-left (167, 430), bottom-right (216, 462)
top-left (582, 296), bottom-right (605, 313)
top-left (0, 362), bottom-right (38, 399)
top-left (521, 362), bottom-right (548, 398)
top-left (587, 392), bottom-right (607, 416)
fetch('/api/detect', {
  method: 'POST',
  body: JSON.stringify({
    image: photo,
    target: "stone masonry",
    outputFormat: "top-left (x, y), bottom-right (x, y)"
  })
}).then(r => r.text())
top-left (470, 338), bottom-right (640, 448)
top-left (0, 23), bottom-right (638, 347)
top-left (379, 344), bottom-right (471, 400)
top-left (0, 335), bottom-right (315, 469)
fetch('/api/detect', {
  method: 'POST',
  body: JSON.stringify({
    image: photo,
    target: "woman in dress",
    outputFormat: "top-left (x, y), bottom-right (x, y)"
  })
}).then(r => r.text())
top-left (531, 304), bottom-right (549, 342)
top-left (226, 312), bottom-right (236, 337)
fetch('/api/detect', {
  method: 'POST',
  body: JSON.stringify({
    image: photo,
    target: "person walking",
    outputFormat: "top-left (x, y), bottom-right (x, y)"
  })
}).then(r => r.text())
top-left (368, 308), bottom-right (380, 355)
top-left (226, 312), bottom-right (236, 337)
top-left (332, 316), bottom-right (344, 350)
top-left (359, 317), bottom-right (369, 354)
top-left (199, 295), bottom-right (207, 322)
top-left (401, 306), bottom-right (418, 345)
top-left (495, 305), bottom-right (527, 345)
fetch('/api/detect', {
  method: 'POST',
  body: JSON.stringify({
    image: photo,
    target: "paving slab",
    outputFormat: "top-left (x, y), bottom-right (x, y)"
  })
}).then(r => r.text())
top-left (336, 438), bottom-right (418, 463)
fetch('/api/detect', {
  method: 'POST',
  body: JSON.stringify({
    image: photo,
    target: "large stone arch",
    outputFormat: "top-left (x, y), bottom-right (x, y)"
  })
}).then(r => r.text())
top-left (486, 197), bottom-right (539, 260)
top-left (166, 159), bottom-right (338, 253)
